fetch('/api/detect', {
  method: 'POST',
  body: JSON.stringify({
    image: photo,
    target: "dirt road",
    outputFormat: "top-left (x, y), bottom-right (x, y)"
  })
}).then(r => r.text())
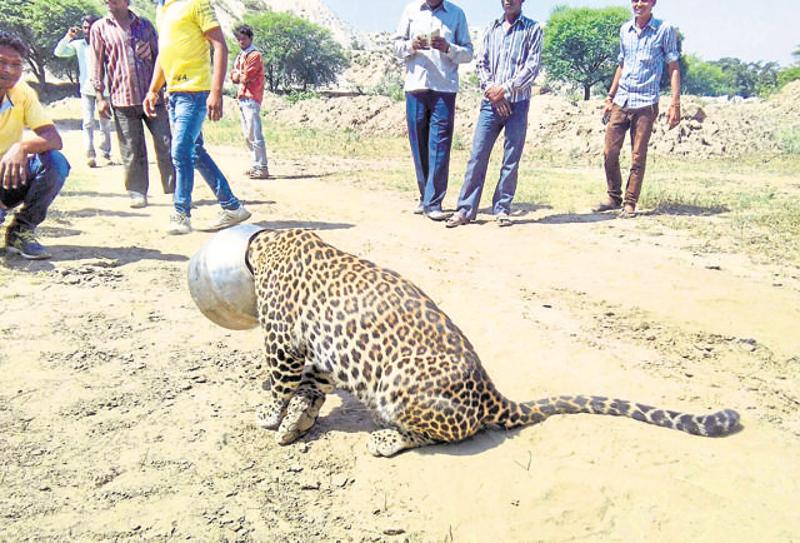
top-left (1, 127), bottom-right (798, 542)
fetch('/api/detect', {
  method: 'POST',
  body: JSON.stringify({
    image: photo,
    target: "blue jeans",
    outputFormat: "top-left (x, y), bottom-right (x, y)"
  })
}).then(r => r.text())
top-left (405, 90), bottom-right (456, 212)
top-left (168, 92), bottom-right (240, 217)
top-left (0, 151), bottom-right (70, 230)
top-left (456, 99), bottom-right (530, 219)
top-left (238, 98), bottom-right (268, 169)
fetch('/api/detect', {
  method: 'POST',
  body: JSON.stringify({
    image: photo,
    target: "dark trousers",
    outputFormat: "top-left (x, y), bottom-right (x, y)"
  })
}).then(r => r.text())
top-left (0, 151), bottom-right (70, 231)
top-left (113, 103), bottom-right (175, 196)
top-left (603, 103), bottom-right (659, 206)
top-left (405, 90), bottom-right (457, 212)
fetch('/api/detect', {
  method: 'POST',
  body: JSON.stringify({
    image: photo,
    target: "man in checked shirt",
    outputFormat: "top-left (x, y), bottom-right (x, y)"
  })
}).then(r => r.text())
top-left (593, 0), bottom-right (681, 219)
top-left (446, 0), bottom-right (542, 228)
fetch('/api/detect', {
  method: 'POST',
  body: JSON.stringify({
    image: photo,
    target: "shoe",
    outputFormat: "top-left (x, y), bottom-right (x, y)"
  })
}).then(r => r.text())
top-left (495, 213), bottom-right (512, 227)
top-left (425, 209), bottom-right (450, 222)
top-left (413, 203), bottom-right (424, 215)
top-left (592, 200), bottom-right (621, 213)
top-left (243, 167), bottom-right (254, 176)
top-left (128, 191), bottom-right (147, 209)
top-left (249, 167), bottom-right (270, 180)
top-left (200, 205), bottom-right (252, 232)
top-left (5, 229), bottom-right (51, 259)
top-left (103, 154), bottom-right (117, 166)
top-left (166, 212), bottom-right (192, 235)
top-left (618, 204), bottom-right (637, 219)
top-left (445, 211), bottom-right (469, 228)
top-left (87, 157), bottom-right (97, 168)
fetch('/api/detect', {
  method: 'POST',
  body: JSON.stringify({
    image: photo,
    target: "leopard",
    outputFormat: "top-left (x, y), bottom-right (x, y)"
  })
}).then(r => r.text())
top-left (246, 229), bottom-right (740, 457)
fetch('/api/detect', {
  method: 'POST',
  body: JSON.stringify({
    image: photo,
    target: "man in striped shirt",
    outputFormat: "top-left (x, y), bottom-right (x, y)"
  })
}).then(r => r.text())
top-left (91, 0), bottom-right (175, 209)
top-left (446, 0), bottom-right (542, 228)
top-left (593, 0), bottom-right (681, 218)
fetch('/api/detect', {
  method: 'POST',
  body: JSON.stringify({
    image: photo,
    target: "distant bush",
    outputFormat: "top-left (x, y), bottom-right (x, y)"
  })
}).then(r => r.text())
top-left (373, 72), bottom-right (404, 102)
top-left (285, 90), bottom-right (320, 104)
top-left (778, 128), bottom-right (800, 155)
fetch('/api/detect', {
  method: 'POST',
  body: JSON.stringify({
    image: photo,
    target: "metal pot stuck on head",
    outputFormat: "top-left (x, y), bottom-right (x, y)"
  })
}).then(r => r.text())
top-left (187, 224), bottom-right (266, 330)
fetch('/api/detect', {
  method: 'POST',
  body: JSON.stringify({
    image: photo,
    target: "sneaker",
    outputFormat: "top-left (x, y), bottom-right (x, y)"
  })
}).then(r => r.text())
top-left (249, 167), bottom-right (270, 180)
top-left (87, 157), bottom-right (97, 168)
top-left (495, 213), bottom-right (512, 227)
top-left (5, 229), bottom-right (51, 259)
top-left (103, 154), bottom-right (117, 166)
top-left (591, 199), bottom-right (621, 213)
top-left (200, 205), bottom-right (252, 232)
top-left (445, 211), bottom-right (470, 228)
top-left (425, 209), bottom-right (450, 222)
top-left (128, 191), bottom-right (147, 209)
top-left (413, 203), bottom-right (424, 215)
top-left (166, 212), bottom-right (192, 235)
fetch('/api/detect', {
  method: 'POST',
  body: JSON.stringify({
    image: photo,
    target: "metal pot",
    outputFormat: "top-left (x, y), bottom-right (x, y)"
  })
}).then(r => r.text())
top-left (187, 224), bottom-right (265, 330)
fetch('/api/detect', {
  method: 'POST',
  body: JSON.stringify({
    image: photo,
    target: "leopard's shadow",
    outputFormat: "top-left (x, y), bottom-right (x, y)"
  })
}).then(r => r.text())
top-left (302, 391), bottom-right (515, 456)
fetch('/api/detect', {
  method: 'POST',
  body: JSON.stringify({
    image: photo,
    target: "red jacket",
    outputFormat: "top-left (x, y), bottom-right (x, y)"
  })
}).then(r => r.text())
top-left (233, 47), bottom-right (265, 104)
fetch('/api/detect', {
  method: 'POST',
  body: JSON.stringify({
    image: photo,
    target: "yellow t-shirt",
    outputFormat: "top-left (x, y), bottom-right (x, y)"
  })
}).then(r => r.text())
top-left (0, 81), bottom-right (52, 156)
top-left (156, 0), bottom-right (220, 92)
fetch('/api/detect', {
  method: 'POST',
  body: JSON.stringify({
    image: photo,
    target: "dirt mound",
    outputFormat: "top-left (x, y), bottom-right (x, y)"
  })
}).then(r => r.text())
top-left (262, 83), bottom-right (799, 159)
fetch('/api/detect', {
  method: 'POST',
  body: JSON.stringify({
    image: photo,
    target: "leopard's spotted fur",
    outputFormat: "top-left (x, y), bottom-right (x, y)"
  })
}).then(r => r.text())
top-left (246, 229), bottom-right (739, 457)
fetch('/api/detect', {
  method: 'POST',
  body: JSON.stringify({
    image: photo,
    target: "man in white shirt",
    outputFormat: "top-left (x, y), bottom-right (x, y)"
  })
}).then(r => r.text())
top-left (54, 15), bottom-right (113, 168)
top-left (393, 0), bottom-right (473, 221)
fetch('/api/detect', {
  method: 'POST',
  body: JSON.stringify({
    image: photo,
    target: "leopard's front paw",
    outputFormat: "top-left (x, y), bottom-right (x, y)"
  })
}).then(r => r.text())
top-left (275, 394), bottom-right (324, 445)
top-left (255, 401), bottom-right (285, 430)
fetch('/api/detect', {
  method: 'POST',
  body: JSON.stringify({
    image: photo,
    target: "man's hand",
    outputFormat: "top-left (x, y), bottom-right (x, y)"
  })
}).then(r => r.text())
top-left (493, 98), bottom-right (512, 119)
top-left (412, 36), bottom-right (429, 51)
top-left (66, 27), bottom-right (79, 40)
top-left (0, 144), bottom-right (29, 191)
top-left (603, 96), bottom-right (614, 117)
top-left (97, 95), bottom-right (112, 120)
top-left (207, 90), bottom-right (223, 122)
top-left (430, 36), bottom-right (450, 53)
top-left (667, 101), bottom-right (681, 130)
top-left (484, 85), bottom-right (506, 104)
top-left (230, 68), bottom-right (240, 84)
top-left (143, 90), bottom-right (159, 118)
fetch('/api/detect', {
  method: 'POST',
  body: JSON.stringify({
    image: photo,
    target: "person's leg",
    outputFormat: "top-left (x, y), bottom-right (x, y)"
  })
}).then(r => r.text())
top-left (425, 92), bottom-right (456, 212)
top-left (193, 131), bottom-right (241, 210)
top-left (601, 104), bottom-right (630, 208)
top-left (405, 91), bottom-right (431, 208)
top-left (80, 93), bottom-right (96, 165)
top-left (453, 101), bottom-right (502, 221)
top-left (623, 104), bottom-right (658, 210)
top-left (90, 95), bottom-right (113, 160)
top-left (245, 99), bottom-right (269, 172)
top-left (113, 106), bottom-right (150, 195)
top-left (143, 102), bottom-right (176, 194)
top-left (169, 92), bottom-right (207, 217)
top-left (491, 100), bottom-right (530, 218)
top-left (3, 151), bottom-right (70, 259)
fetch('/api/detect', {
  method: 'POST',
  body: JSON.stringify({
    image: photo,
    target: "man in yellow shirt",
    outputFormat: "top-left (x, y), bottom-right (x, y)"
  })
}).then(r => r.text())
top-left (0, 31), bottom-right (70, 259)
top-left (144, 0), bottom-right (250, 235)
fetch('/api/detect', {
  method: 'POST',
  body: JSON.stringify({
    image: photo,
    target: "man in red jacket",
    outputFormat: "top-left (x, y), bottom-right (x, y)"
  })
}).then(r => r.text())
top-left (230, 25), bottom-right (269, 179)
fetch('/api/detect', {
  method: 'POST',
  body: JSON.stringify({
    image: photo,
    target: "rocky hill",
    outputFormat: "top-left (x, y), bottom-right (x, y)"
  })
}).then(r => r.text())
top-left (212, 0), bottom-right (355, 45)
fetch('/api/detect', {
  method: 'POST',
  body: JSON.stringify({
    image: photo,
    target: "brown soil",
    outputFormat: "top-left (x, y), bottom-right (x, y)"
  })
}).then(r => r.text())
top-left (1, 114), bottom-right (799, 541)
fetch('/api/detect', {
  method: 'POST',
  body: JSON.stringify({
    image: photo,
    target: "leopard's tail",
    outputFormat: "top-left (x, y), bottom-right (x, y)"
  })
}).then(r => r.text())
top-left (492, 394), bottom-right (740, 437)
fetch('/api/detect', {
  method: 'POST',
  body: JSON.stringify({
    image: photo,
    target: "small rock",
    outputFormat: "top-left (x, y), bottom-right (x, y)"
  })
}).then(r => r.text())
top-left (300, 481), bottom-right (320, 490)
top-left (287, 465), bottom-right (304, 473)
top-left (331, 474), bottom-right (349, 488)
top-left (383, 528), bottom-right (405, 536)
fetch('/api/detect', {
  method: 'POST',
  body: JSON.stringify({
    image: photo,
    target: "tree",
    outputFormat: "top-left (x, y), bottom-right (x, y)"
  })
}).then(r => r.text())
top-left (793, 45), bottom-right (800, 64)
top-left (683, 54), bottom-right (734, 96)
top-left (0, 0), bottom-right (100, 86)
top-left (242, 11), bottom-right (348, 93)
top-left (712, 58), bottom-right (780, 97)
top-left (542, 6), bottom-right (629, 100)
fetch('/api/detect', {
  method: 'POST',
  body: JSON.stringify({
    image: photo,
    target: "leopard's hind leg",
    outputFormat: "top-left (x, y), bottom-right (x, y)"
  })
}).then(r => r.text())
top-left (366, 428), bottom-right (436, 457)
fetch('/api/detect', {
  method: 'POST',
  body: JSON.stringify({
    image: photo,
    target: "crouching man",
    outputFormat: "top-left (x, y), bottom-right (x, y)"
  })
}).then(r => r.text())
top-left (0, 31), bottom-right (70, 260)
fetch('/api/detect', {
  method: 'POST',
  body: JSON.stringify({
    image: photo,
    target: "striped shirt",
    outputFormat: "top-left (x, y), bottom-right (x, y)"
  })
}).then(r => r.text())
top-left (90, 11), bottom-right (162, 107)
top-left (393, 0), bottom-right (474, 93)
top-left (614, 17), bottom-right (679, 109)
top-left (476, 14), bottom-right (543, 104)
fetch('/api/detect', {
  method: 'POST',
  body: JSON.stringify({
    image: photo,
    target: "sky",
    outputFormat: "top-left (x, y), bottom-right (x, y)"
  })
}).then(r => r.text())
top-left (323, 0), bottom-right (799, 66)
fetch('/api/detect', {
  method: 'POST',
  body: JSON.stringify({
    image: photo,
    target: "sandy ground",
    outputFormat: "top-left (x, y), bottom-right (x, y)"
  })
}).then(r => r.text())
top-left (1, 124), bottom-right (799, 543)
